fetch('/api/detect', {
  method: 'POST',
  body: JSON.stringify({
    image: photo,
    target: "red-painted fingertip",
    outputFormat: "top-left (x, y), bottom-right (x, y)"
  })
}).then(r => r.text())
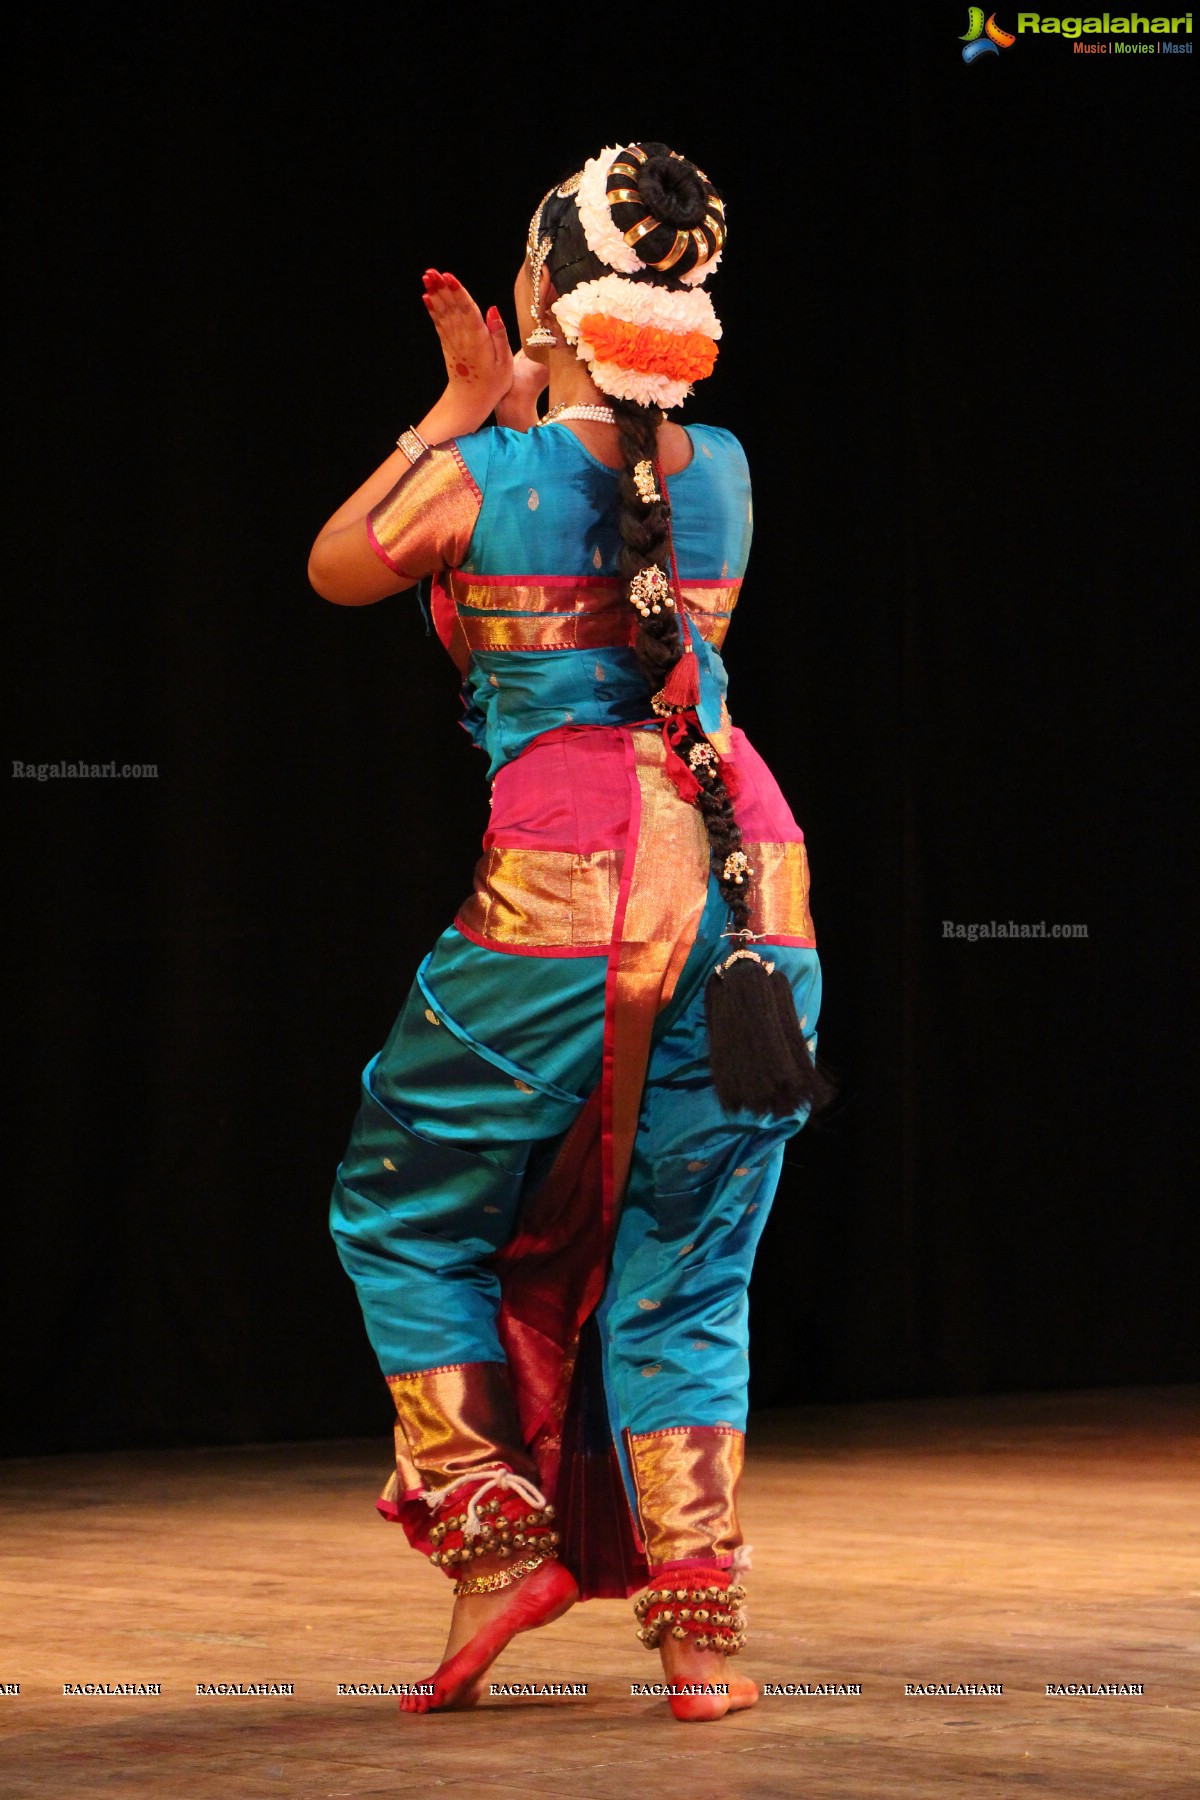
top-left (486, 305), bottom-right (502, 328)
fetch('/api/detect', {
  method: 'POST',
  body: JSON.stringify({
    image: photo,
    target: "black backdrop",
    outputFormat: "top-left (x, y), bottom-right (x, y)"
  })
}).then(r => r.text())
top-left (4, 6), bottom-right (1195, 1455)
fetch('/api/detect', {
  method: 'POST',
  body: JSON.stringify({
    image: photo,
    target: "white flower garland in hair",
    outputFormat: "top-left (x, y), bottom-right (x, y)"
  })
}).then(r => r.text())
top-left (575, 145), bottom-right (723, 287)
top-left (552, 273), bottom-right (722, 341)
top-left (679, 239), bottom-right (723, 288)
top-left (575, 147), bottom-right (644, 275)
top-left (551, 274), bottom-right (723, 409)
top-left (579, 361), bottom-right (687, 408)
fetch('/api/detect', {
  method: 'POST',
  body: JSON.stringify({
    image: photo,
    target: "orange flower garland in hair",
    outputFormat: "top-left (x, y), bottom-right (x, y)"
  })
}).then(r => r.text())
top-left (577, 315), bottom-right (719, 383)
top-left (552, 273), bottom-right (722, 409)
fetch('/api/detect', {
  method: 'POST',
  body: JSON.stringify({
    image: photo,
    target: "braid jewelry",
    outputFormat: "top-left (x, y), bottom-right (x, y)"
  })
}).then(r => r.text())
top-left (628, 566), bottom-right (675, 617)
top-left (633, 459), bottom-right (661, 504)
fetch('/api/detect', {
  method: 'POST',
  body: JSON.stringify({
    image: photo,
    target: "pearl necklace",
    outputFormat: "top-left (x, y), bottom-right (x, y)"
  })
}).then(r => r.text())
top-left (538, 403), bottom-right (616, 426)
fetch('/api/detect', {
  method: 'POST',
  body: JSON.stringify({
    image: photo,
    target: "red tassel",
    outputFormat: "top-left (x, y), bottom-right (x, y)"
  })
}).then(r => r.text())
top-left (662, 735), bottom-right (702, 804)
top-left (661, 646), bottom-right (700, 710)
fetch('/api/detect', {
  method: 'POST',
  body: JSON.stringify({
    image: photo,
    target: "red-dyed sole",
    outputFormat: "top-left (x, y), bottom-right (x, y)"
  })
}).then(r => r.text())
top-left (668, 1676), bottom-right (759, 1723)
top-left (398, 1561), bottom-right (579, 1714)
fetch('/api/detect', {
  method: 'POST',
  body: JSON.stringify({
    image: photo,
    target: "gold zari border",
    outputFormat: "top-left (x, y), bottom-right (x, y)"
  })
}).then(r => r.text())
top-left (451, 576), bottom-right (621, 613)
top-left (368, 447), bottom-right (481, 577)
top-left (603, 735), bottom-right (713, 1208)
top-left (456, 846), bottom-right (623, 949)
top-left (447, 574), bottom-right (739, 653)
top-left (459, 611), bottom-right (626, 654)
top-left (454, 780), bottom-right (809, 953)
top-left (744, 839), bottom-right (816, 943)
top-left (383, 1361), bottom-right (539, 1496)
top-left (625, 1425), bottom-right (745, 1565)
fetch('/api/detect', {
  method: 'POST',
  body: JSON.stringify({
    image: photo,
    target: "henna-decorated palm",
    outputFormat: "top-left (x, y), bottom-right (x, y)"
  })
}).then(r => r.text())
top-left (422, 269), bottom-right (514, 416)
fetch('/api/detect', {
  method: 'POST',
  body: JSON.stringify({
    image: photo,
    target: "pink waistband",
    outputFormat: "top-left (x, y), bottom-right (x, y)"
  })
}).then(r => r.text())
top-left (484, 723), bottom-right (805, 855)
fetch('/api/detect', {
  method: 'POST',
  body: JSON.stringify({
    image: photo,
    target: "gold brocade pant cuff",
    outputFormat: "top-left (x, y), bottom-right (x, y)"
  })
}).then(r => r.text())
top-left (624, 1426), bottom-right (748, 1654)
top-left (377, 1362), bottom-right (560, 1579)
top-left (624, 1424), bottom-right (745, 1568)
top-left (378, 1359), bottom-right (543, 1511)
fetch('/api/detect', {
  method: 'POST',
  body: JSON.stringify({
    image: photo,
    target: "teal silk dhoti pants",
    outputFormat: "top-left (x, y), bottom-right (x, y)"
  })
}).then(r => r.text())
top-left (330, 872), bottom-right (821, 1597)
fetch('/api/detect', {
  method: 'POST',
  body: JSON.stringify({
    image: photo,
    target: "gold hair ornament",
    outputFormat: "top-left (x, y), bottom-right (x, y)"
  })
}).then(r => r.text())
top-left (633, 459), bottom-right (661, 504)
top-left (714, 945), bottom-right (774, 977)
top-left (525, 171), bottom-right (585, 348)
top-left (628, 565), bottom-right (674, 617)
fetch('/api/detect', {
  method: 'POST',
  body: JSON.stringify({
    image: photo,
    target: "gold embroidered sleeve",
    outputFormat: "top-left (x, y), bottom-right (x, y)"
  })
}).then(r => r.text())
top-left (365, 442), bottom-right (483, 579)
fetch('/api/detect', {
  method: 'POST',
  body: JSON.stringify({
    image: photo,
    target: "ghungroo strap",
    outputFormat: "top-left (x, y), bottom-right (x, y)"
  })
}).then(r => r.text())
top-left (423, 1469), bottom-right (561, 1581)
top-left (634, 1571), bottom-right (748, 1655)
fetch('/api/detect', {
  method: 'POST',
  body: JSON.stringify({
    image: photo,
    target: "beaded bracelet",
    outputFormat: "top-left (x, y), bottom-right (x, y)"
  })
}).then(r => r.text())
top-left (396, 426), bottom-right (430, 465)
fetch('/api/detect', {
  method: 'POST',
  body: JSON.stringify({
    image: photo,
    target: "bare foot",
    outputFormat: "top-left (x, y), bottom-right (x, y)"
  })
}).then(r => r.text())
top-left (398, 1556), bottom-right (579, 1715)
top-left (658, 1634), bottom-right (759, 1723)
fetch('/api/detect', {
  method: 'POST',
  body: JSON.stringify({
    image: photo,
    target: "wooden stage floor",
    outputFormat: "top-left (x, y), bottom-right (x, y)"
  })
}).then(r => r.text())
top-left (1, 1386), bottom-right (1196, 1799)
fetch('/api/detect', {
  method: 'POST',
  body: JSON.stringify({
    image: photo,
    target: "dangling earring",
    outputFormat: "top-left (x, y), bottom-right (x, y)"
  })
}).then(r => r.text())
top-left (526, 234), bottom-right (557, 348)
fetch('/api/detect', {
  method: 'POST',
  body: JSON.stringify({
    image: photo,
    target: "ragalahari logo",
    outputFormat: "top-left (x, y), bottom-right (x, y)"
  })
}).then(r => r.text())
top-left (960, 8), bottom-right (1017, 58)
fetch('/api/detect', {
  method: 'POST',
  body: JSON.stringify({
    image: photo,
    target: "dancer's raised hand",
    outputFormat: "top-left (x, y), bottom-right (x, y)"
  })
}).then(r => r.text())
top-left (493, 351), bottom-right (550, 432)
top-left (422, 269), bottom-right (513, 417)
top-left (307, 270), bottom-right (520, 604)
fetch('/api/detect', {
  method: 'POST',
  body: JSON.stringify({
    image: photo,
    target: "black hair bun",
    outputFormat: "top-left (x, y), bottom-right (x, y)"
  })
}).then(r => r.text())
top-left (637, 153), bottom-right (709, 230)
top-left (602, 140), bottom-right (726, 282)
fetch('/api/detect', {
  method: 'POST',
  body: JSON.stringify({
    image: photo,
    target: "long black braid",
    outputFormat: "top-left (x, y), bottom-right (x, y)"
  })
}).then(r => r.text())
top-left (540, 148), bottom-right (836, 1121)
top-left (612, 397), bottom-right (756, 936)
top-left (610, 396), bottom-right (835, 1121)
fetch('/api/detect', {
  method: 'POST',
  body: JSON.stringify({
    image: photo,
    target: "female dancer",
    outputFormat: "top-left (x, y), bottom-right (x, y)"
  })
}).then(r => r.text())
top-left (309, 141), bottom-right (830, 1722)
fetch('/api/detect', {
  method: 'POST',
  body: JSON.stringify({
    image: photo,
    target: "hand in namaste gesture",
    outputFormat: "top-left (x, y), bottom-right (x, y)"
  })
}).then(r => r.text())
top-left (422, 270), bottom-right (548, 431)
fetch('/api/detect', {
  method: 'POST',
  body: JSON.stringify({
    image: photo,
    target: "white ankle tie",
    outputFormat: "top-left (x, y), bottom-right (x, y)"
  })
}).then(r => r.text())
top-left (420, 1464), bottom-right (550, 1539)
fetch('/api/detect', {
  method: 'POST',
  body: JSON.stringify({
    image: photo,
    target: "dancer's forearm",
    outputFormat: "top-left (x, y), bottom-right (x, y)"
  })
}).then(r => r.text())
top-left (309, 273), bottom-right (513, 603)
top-left (315, 382), bottom-right (492, 537)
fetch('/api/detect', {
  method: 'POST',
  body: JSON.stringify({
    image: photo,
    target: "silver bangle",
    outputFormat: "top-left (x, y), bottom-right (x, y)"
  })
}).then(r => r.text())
top-left (396, 426), bottom-right (430, 464)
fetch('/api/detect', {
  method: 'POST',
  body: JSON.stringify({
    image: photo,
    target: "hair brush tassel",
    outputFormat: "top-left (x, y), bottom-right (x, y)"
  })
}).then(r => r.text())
top-left (705, 954), bottom-right (835, 1119)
